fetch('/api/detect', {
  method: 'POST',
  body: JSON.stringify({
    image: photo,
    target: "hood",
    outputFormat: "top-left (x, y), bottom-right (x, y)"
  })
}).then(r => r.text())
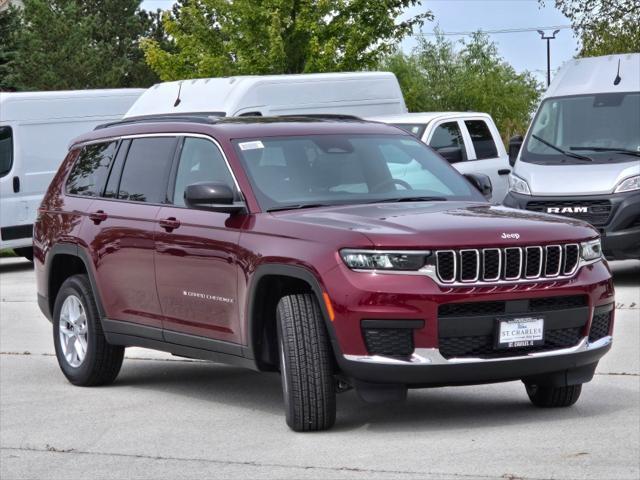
top-left (272, 201), bottom-right (598, 249)
top-left (514, 159), bottom-right (640, 196)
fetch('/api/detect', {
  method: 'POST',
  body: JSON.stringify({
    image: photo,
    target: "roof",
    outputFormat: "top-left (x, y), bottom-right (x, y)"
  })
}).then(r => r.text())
top-left (366, 111), bottom-right (490, 124)
top-left (0, 88), bottom-right (144, 103)
top-left (71, 116), bottom-right (408, 147)
top-left (544, 53), bottom-right (640, 99)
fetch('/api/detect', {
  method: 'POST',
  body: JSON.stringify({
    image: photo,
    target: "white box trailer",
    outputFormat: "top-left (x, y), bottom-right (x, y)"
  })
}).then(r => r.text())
top-left (123, 72), bottom-right (407, 119)
top-left (0, 89), bottom-right (144, 258)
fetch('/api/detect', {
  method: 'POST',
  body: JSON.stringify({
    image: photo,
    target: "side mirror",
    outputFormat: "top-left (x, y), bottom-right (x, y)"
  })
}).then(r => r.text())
top-left (464, 173), bottom-right (493, 200)
top-left (184, 182), bottom-right (246, 214)
top-left (436, 146), bottom-right (464, 164)
top-left (508, 135), bottom-right (523, 167)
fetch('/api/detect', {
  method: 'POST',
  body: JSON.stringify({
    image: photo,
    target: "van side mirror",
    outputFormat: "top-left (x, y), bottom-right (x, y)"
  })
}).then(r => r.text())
top-left (436, 146), bottom-right (464, 164)
top-left (464, 173), bottom-right (492, 200)
top-left (184, 182), bottom-right (246, 214)
top-left (508, 135), bottom-right (523, 167)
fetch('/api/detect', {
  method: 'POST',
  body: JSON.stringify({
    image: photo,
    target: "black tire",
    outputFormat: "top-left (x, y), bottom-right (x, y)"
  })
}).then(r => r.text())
top-left (525, 383), bottom-right (582, 407)
top-left (13, 247), bottom-right (33, 262)
top-left (53, 274), bottom-right (124, 386)
top-left (277, 293), bottom-right (336, 432)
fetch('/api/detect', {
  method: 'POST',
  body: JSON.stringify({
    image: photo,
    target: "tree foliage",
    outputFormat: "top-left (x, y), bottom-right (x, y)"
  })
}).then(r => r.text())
top-left (0, 6), bottom-right (22, 91)
top-left (382, 33), bottom-right (542, 142)
top-left (10, 0), bottom-right (163, 90)
top-left (542, 0), bottom-right (640, 56)
top-left (142, 0), bottom-right (432, 81)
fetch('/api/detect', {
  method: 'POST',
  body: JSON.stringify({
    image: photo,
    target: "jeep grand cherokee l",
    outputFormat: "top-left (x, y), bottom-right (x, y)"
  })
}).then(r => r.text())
top-left (34, 116), bottom-right (614, 432)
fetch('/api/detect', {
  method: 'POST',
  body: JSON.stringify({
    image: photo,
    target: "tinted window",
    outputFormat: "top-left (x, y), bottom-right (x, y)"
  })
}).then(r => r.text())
top-left (430, 122), bottom-right (464, 150)
top-left (118, 137), bottom-right (177, 203)
top-left (66, 142), bottom-right (117, 196)
top-left (103, 140), bottom-right (129, 198)
top-left (465, 120), bottom-right (498, 159)
top-left (173, 138), bottom-right (234, 207)
top-left (0, 126), bottom-right (13, 177)
top-left (234, 134), bottom-right (482, 211)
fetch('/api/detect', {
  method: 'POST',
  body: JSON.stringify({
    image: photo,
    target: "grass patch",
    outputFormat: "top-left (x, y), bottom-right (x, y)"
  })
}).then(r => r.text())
top-left (0, 249), bottom-right (17, 258)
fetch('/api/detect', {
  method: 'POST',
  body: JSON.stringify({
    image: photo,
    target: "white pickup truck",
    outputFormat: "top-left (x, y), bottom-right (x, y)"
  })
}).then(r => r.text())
top-left (368, 112), bottom-right (511, 202)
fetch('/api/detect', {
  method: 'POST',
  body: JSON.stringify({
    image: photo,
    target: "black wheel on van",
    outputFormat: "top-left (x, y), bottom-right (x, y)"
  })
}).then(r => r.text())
top-left (525, 383), bottom-right (582, 407)
top-left (14, 247), bottom-right (33, 262)
top-left (53, 274), bottom-right (124, 386)
top-left (277, 293), bottom-right (336, 432)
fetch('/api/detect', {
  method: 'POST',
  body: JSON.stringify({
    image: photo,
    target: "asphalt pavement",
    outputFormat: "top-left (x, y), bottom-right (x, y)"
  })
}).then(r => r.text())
top-left (1, 257), bottom-right (638, 480)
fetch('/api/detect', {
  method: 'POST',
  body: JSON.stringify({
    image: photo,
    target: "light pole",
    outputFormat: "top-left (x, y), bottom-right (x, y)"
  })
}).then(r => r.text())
top-left (538, 29), bottom-right (560, 87)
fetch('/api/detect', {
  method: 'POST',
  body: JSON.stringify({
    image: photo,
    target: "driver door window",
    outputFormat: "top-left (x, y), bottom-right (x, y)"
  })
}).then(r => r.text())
top-left (429, 122), bottom-right (468, 163)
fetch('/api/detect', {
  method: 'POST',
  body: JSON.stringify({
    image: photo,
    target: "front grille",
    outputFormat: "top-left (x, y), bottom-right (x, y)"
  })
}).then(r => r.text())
top-left (589, 310), bottom-right (612, 342)
top-left (439, 327), bottom-right (582, 359)
top-left (439, 295), bottom-right (587, 318)
top-left (439, 301), bottom-right (506, 318)
top-left (435, 244), bottom-right (580, 284)
top-left (526, 199), bottom-right (612, 226)
top-left (363, 328), bottom-right (414, 357)
top-left (529, 295), bottom-right (587, 312)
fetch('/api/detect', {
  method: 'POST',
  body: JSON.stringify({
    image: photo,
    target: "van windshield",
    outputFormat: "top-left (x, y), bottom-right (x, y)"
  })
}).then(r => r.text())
top-left (234, 134), bottom-right (484, 211)
top-left (522, 92), bottom-right (640, 165)
top-left (0, 126), bottom-right (13, 177)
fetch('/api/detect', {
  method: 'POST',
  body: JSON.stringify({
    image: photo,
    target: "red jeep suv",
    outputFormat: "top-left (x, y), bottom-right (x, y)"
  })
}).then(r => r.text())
top-left (34, 116), bottom-right (614, 431)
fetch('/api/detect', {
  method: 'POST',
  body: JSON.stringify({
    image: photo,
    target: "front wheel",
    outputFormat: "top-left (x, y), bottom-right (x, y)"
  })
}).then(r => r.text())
top-left (277, 293), bottom-right (336, 432)
top-left (525, 383), bottom-right (582, 407)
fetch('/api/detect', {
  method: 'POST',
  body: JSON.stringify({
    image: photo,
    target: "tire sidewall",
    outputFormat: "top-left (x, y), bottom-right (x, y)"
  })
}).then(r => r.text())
top-left (53, 276), bottom-right (101, 385)
top-left (276, 309), bottom-right (295, 427)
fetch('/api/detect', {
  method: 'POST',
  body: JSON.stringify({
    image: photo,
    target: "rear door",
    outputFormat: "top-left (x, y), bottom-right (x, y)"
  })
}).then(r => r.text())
top-left (459, 118), bottom-right (510, 202)
top-left (82, 136), bottom-right (178, 330)
top-left (154, 135), bottom-right (244, 346)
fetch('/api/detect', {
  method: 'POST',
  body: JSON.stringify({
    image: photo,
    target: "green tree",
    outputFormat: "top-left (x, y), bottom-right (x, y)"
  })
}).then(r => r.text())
top-left (541, 0), bottom-right (640, 56)
top-left (0, 6), bottom-right (22, 91)
top-left (12, 0), bottom-right (163, 90)
top-left (382, 33), bottom-right (542, 142)
top-left (142, 0), bottom-right (432, 81)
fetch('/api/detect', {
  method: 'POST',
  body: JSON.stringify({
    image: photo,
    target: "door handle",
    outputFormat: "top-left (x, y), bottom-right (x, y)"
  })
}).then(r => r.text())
top-left (12, 176), bottom-right (20, 193)
top-left (89, 210), bottom-right (108, 224)
top-left (498, 169), bottom-right (511, 175)
top-left (159, 217), bottom-right (181, 232)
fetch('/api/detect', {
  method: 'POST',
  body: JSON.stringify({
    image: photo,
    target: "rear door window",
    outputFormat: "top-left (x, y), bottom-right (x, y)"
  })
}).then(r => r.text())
top-left (464, 120), bottom-right (498, 159)
top-left (117, 137), bottom-right (178, 203)
top-left (66, 141), bottom-right (117, 196)
top-left (0, 126), bottom-right (13, 177)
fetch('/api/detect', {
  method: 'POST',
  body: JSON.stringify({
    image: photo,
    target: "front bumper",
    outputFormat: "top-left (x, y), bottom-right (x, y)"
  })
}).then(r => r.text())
top-left (503, 190), bottom-right (640, 260)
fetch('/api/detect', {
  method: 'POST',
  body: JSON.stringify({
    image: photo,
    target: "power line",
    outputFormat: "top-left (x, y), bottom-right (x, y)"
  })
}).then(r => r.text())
top-left (411, 25), bottom-right (571, 37)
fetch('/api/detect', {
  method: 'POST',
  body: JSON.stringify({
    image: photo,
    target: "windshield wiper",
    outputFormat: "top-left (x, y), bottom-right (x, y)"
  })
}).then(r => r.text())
top-left (374, 196), bottom-right (448, 203)
top-left (570, 146), bottom-right (640, 157)
top-left (267, 203), bottom-right (332, 212)
top-left (532, 134), bottom-right (593, 162)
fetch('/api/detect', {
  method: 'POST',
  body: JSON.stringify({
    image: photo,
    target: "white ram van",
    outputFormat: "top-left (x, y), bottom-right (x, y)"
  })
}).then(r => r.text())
top-left (123, 72), bottom-right (407, 118)
top-left (368, 112), bottom-right (510, 202)
top-left (504, 53), bottom-right (639, 260)
top-left (0, 89), bottom-right (144, 259)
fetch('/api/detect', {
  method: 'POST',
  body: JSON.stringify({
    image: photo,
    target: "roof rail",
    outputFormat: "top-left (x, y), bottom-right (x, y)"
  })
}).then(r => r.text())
top-left (277, 114), bottom-right (362, 121)
top-left (94, 112), bottom-right (224, 130)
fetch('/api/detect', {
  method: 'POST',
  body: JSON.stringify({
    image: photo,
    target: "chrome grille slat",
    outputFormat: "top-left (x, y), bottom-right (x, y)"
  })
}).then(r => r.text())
top-left (434, 243), bottom-right (583, 285)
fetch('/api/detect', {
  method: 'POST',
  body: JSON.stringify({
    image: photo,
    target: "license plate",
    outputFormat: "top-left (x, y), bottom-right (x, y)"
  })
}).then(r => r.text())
top-left (496, 316), bottom-right (544, 349)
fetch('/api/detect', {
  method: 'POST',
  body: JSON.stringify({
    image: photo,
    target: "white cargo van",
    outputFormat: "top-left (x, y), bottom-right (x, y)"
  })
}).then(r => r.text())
top-left (504, 53), bottom-right (639, 260)
top-left (368, 112), bottom-right (510, 202)
top-left (123, 72), bottom-right (407, 119)
top-left (0, 89), bottom-right (144, 259)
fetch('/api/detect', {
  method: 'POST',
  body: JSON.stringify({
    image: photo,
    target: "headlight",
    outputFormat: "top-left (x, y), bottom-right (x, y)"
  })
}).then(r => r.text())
top-left (509, 174), bottom-right (531, 195)
top-left (580, 238), bottom-right (602, 262)
top-left (614, 175), bottom-right (640, 193)
top-left (340, 249), bottom-right (430, 271)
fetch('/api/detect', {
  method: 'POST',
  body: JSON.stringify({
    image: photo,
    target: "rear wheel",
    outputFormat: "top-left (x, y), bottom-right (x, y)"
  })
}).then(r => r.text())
top-left (53, 274), bottom-right (124, 386)
top-left (13, 247), bottom-right (33, 262)
top-left (525, 383), bottom-right (582, 407)
top-left (277, 293), bottom-right (336, 432)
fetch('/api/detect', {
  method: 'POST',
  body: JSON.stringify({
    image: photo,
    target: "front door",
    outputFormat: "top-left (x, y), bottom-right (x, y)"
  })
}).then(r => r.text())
top-left (154, 136), bottom-right (244, 344)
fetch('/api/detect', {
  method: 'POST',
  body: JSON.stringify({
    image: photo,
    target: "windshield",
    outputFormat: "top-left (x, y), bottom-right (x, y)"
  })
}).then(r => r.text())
top-left (522, 92), bottom-right (640, 164)
top-left (234, 134), bottom-right (483, 211)
top-left (0, 126), bottom-right (13, 177)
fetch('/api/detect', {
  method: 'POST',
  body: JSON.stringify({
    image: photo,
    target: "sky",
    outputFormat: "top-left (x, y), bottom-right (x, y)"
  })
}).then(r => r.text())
top-left (141, 0), bottom-right (579, 84)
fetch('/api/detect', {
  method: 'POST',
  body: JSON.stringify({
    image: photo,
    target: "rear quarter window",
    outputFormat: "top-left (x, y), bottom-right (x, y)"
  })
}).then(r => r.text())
top-left (66, 141), bottom-right (118, 196)
top-left (0, 126), bottom-right (13, 177)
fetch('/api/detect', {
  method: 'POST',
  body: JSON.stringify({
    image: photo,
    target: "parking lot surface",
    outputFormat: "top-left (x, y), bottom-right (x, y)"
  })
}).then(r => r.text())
top-left (1, 257), bottom-right (638, 480)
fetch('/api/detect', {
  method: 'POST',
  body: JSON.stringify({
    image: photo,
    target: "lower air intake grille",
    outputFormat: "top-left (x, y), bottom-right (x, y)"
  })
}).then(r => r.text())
top-left (589, 309), bottom-right (612, 342)
top-left (363, 328), bottom-right (414, 357)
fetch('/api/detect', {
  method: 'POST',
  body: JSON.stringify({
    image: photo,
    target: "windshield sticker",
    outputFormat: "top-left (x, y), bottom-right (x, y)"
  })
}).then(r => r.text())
top-left (239, 140), bottom-right (264, 151)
